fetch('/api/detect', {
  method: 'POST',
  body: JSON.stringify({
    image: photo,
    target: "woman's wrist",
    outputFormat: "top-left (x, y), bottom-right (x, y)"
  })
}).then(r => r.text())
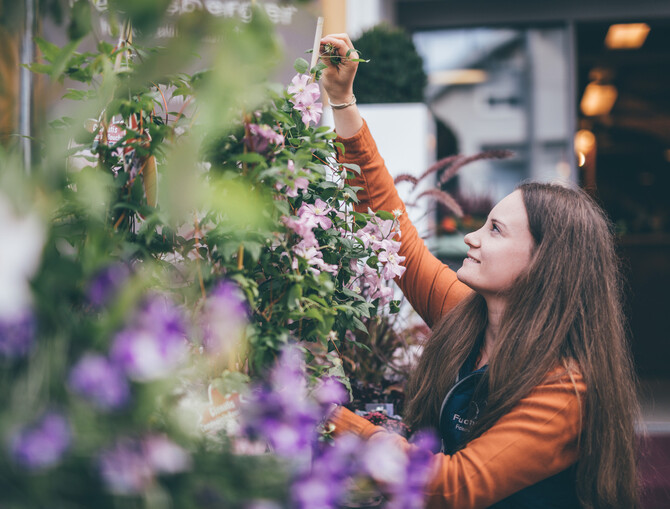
top-left (327, 91), bottom-right (355, 105)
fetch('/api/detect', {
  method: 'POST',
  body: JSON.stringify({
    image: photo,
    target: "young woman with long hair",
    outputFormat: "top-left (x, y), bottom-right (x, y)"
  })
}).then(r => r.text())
top-left (319, 34), bottom-right (640, 508)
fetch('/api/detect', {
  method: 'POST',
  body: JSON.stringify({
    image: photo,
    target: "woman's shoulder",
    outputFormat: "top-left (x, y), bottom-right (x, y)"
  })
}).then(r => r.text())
top-left (540, 361), bottom-right (586, 396)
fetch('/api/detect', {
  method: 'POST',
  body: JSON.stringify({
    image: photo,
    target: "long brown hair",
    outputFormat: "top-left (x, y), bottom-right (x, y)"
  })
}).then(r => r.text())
top-left (405, 182), bottom-right (640, 508)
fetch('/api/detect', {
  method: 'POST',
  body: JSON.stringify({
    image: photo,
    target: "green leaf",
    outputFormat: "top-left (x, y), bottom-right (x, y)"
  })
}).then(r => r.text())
top-left (375, 210), bottom-right (395, 221)
top-left (294, 58), bottom-right (309, 74)
top-left (286, 284), bottom-right (302, 310)
top-left (311, 61), bottom-right (327, 74)
top-left (35, 37), bottom-right (61, 63)
top-left (340, 162), bottom-right (360, 174)
top-left (351, 316), bottom-right (368, 333)
top-left (236, 152), bottom-right (267, 164)
top-left (366, 256), bottom-right (379, 268)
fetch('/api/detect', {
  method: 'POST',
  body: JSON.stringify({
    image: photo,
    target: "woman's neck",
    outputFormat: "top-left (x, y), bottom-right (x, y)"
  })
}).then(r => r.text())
top-left (479, 297), bottom-right (504, 368)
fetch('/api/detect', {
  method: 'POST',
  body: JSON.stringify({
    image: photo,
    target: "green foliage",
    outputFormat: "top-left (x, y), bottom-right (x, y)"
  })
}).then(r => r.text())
top-left (352, 24), bottom-right (427, 104)
top-left (0, 3), bottom-right (412, 506)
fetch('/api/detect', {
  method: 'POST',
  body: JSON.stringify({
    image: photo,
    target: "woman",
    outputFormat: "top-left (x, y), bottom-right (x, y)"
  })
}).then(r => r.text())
top-left (320, 34), bottom-right (640, 509)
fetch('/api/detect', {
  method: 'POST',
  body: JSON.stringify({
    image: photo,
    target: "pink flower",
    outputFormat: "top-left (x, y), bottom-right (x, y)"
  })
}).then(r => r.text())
top-left (294, 101), bottom-right (323, 126)
top-left (292, 241), bottom-right (338, 276)
top-left (298, 199), bottom-right (333, 230)
top-left (288, 74), bottom-right (320, 105)
top-left (245, 123), bottom-right (284, 153)
top-left (282, 215), bottom-right (318, 248)
top-left (379, 249), bottom-right (406, 280)
top-left (371, 285), bottom-right (394, 306)
top-left (277, 160), bottom-right (310, 198)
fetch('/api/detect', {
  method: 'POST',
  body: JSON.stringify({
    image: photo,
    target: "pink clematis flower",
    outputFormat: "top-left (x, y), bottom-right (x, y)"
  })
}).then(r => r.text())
top-left (282, 215), bottom-right (318, 248)
top-left (378, 249), bottom-right (407, 280)
top-left (245, 123), bottom-right (284, 153)
top-left (276, 160), bottom-right (310, 198)
top-left (298, 199), bottom-right (333, 230)
top-left (294, 101), bottom-right (323, 127)
top-left (288, 74), bottom-right (321, 105)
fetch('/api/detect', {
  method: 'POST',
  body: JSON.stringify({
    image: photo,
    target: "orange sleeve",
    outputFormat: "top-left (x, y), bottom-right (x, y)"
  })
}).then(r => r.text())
top-left (329, 372), bottom-right (585, 509)
top-left (335, 120), bottom-right (472, 328)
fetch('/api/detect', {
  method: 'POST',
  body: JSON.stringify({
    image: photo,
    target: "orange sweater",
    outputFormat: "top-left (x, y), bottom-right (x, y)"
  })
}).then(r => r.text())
top-left (332, 121), bottom-right (585, 509)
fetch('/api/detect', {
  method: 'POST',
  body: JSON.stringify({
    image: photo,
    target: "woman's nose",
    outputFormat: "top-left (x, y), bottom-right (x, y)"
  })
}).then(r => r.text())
top-left (464, 229), bottom-right (480, 248)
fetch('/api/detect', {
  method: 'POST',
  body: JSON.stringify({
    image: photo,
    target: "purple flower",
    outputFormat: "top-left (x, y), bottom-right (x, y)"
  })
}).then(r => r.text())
top-left (200, 281), bottom-right (248, 356)
top-left (111, 295), bottom-right (188, 381)
top-left (292, 475), bottom-right (339, 509)
top-left (242, 347), bottom-right (323, 458)
top-left (98, 438), bottom-right (153, 495)
top-left (98, 435), bottom-right (190, 495)
top-left (245, 123), bottom-right (284, 153)
top-left (68, 353), bottom-right (130, 411)
top-left (313, 377), bottom-right (349, 408)
top-left (385, 432), bottom-right (439, 509)
top-left (298, 199), bottom-right (333, 230)
top-left (292, 434), bottom-right (361, 509)
top-left (0, 311), bottom-right (36, 359)
top-left (10, 412), bottom-right (71, 471)
top-left (144, 434), bottom-right (192, 474)
top-left (87, 263), bottom-right (130, 308)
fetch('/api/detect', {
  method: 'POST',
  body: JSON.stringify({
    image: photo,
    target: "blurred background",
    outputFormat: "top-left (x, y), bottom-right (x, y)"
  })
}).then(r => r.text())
top-left (2, 0), bottom-right (669, 504)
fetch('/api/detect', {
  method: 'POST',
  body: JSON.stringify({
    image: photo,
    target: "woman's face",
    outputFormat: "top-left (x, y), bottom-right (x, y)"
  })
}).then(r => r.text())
top-left (457, 190), bottom-right (535, 297)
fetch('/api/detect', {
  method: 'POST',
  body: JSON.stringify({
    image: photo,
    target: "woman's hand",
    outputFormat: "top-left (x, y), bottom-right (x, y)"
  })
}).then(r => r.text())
top-left (319, 33), bottom-right (359, 104)
top-left (319, 33), bottom-right (363, 138)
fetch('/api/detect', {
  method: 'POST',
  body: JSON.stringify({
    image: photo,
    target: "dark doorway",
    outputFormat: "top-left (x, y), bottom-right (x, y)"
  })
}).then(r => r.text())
top-left (576, 20), bottom-right (670, 378)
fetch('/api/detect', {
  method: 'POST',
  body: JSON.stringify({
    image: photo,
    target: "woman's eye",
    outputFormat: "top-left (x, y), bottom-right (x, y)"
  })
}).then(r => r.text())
top-left (490, 223), bottom-right (500, 233)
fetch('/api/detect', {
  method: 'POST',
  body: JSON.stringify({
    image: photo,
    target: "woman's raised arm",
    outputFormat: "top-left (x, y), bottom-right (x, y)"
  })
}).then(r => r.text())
top-left (320, 35), bottom-right (472, 326)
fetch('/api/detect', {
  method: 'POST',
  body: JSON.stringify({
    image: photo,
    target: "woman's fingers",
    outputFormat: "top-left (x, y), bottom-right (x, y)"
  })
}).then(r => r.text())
top-left (320, 34), bottom-right (359, 64)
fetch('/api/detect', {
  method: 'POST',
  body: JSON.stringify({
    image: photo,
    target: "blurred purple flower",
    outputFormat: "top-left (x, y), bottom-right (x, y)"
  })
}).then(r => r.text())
top-left (98, 438), bottom-right (153, 495)
top-left (111, 295), bottom-right (189, 381)
top-left (200, 281), bottom-right (248, 356)
top-left (0, 311), bottom-right (36, 359)
top-left (385, 431), bottom-right (439, 509)
top-left (87, 263), bottom-right (130, 308)
top-left (10, 412), bottom-right (70, 471)
top-left (242, 347), bottom-right (323, 458)
top-left (245, 123), bottom-right (284, 153)
top-left (292, 434), bottom-right (361, 509)
top-left (68, 353), bottom-right (130, 411)
top-left (313, 377), bottom-right (348, 409)
top-left (144, 434), bottom-right (192, 474)
top-left (99, 434), bottom-right (190, 495)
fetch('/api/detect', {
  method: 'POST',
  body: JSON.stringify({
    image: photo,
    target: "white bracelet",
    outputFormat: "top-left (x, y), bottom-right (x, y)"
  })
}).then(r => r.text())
top-left (330, 94), bottom-right (357, 110)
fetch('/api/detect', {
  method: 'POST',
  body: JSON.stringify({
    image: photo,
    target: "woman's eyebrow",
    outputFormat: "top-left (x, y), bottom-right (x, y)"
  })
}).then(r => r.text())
top-left (491, 218), bottom-right (507, 230)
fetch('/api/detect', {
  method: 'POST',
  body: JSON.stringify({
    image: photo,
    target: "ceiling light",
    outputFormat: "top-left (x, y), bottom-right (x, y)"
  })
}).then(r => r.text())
top-left (574, 129), bottom-right (596, 154)
top-left (428, 69), bottom-right (488, 85)
top-left (605, 23), bottom-right (650, 49)
top-left (580, 83), bottom-right (618, 116)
